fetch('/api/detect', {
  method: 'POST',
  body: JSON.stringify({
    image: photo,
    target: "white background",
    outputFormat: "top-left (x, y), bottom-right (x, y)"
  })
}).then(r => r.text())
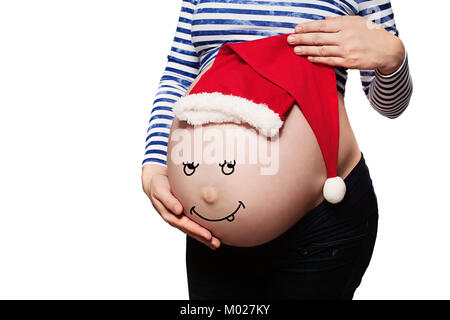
top-left (0, 0), bottom-right (448, 300)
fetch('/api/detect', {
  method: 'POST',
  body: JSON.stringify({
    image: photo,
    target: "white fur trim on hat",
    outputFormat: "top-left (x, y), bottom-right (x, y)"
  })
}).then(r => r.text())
top-left (323, 176), bottom-right (346, 204)
top-left (173, 92), bottom-right (283, 137)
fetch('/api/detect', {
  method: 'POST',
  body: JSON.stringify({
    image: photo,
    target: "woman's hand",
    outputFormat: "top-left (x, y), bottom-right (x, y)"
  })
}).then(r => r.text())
top-left (142, 163), bottom-right (221, 250)
top-left (287, 16), bottom-right (405, 75)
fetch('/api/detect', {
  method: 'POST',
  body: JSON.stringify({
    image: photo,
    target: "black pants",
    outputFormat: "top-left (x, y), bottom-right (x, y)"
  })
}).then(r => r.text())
top-left (186, 152), bottom-right (378, 300)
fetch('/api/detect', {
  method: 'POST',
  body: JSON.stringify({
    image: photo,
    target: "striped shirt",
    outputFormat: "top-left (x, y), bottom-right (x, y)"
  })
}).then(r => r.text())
top-left (143, 0), bottom-right (413, 167)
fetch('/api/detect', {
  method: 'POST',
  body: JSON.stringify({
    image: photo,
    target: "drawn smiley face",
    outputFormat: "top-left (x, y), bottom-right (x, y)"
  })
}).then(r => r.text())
top-left (190, 201), bottom-right (245, 222)
top-left (182, 160), bottom-right (245, 222)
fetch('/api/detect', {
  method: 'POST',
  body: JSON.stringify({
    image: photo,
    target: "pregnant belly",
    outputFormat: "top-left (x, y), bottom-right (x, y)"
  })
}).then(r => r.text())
top-left (167, 104), bottom-right (329, 247)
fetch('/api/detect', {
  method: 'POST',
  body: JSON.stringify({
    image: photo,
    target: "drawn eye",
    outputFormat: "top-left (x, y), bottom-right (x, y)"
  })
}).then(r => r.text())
top-left (182, 161), bottom-right (199, 176)
top-left (219, 160), bottom-right (236, 175)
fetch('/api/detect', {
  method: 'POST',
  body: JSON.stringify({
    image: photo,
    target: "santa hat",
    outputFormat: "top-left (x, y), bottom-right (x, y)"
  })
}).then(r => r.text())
top-left (173, 33), bottom-right (346, 204)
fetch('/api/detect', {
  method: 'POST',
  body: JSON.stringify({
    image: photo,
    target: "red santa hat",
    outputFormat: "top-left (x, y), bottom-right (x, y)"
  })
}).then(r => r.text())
top-left (173, 33), bottom-right (346, 204)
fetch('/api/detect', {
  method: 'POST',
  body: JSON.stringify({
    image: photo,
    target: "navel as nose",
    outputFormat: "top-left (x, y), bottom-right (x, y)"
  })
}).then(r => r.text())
top-left (201, 186), bottom-right (219, 204)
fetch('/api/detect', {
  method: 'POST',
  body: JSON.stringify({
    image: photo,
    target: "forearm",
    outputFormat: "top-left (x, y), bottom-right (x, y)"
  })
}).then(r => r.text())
top-left (358, 1), bottom-right (413, 118)
top-left (142, 83), bottom-right (182, 168)
top-left (368, 47), bottom-right (413, 119)
top-left (142, 0), bottom-right (200, 168)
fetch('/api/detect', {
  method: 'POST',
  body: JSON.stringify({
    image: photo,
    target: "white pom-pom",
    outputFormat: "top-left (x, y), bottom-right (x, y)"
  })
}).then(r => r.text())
top-left (323, 176), bottom-right (346, 204)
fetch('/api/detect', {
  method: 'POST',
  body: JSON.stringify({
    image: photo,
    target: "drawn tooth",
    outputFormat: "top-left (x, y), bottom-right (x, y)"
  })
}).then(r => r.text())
top-left (226, 214), bottom-right (235, 222)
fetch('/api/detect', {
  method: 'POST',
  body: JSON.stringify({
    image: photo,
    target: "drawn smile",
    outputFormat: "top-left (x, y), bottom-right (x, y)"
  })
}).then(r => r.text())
top-left (190, 201), bottom-right (245, 222)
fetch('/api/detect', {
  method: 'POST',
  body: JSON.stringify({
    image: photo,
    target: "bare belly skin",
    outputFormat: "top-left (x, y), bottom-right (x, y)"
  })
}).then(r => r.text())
top-left (167, 62), bottom-right (362, 247)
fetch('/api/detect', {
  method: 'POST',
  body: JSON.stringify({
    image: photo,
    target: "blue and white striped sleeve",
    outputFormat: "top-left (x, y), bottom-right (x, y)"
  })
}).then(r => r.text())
top-left (142, 0), bottom-right (200, 168)
top-left (357, 0), bottom-right (413, 118)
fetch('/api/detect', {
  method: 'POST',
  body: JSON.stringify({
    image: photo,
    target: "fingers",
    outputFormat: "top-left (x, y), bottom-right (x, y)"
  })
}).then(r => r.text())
top-left (186, 231), bottom-right (221, 250)
top-left (143, 166), bottom-right (220, 250)
top-left (154, 197), bottom-right (219, 245)
top-left (160, 209), bottom-right (221, 250)
top-left (151, 175), bottom-right (183, 215)
top-left (294, 45), bottom-right (343, 57)
top-left (294, 16), bottom-right (342, 33)
top-left (287, 32), bottom-right (341, 46)
top-left (306, 56), bottom-right (346, 67)
top-left (147, 173), bottom-right (220, 250)
top-left (179, 216), bottom-right (220, 249)
top-left (169, 213), bottom-right (213, 241)
top-left (211, 236), bottom-right (221, 248)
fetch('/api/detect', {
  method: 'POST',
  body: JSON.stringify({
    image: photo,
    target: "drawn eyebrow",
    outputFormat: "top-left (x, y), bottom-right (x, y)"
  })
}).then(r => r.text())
top-left (219, 160), bottom-right (236, 167)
